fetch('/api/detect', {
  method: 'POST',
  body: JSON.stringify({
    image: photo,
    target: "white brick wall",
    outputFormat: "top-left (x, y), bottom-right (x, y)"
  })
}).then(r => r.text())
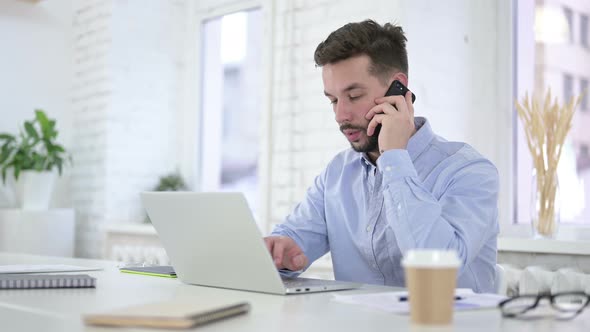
top-left (267, 0), bottom-right (506, 227)
top-left (266, 0), bottom-right (506, 274)
top-left (269, 0), bottom-right (405, 229)
top-left (66, 0), bottom-right (508, 260)
top-left (72, 0), bottom-right (186, 258)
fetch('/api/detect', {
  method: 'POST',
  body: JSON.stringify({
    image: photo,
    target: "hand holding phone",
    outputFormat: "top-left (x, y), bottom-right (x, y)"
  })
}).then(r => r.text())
top-left (384, 80), bottom-right (416, 103)
top-left (373, 80), bottom-right (416, 133)
top-left (366, 80), bottom-right (417, 152)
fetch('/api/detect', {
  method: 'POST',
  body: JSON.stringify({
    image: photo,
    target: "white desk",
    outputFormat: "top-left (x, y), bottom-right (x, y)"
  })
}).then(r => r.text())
top-left (0, 253), bottom-right (589, 332)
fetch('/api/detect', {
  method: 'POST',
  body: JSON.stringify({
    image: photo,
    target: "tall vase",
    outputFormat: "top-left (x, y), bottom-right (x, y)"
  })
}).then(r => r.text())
top-left (530, 168), bottom-right (560, 239)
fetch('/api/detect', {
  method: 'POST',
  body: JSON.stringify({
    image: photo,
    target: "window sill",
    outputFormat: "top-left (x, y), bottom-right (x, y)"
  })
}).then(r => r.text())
top-left (499, 237), bottom-right (590, 256)
top-left (103, 223), bottom-right (157, 236)
top-left (101, 224), bottom-right (590, 256)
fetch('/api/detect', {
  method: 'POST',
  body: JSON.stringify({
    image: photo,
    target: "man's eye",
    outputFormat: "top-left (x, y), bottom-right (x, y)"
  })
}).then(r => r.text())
top-left (349, 95), bottom-right (361, 101)
top-left (330, 99), bottom-right (337, 105)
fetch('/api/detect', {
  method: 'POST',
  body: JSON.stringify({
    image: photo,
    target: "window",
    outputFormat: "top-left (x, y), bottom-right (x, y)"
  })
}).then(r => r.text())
top-left (516, 2), bottom-right (590, 226)
top-left (564, 73), bottom-right (573, 103)
top-left (582, 14), bottom-right (589, 48)
top-left (564, 6), bottom-right (574, 43)
top-left (580, 144), bottom-right (589, 158)
top-left (199, 9), bottom-right (263, 222)
top-left (582, 78), bottom-right (589, 111)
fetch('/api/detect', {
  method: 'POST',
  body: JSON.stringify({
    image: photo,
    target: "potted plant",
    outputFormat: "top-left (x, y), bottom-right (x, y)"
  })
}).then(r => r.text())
top-left (0, 109), bottom-right (71, 209)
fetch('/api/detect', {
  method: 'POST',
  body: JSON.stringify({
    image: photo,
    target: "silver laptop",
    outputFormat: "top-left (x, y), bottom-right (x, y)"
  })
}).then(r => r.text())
top-left (141, 191), bottom-right (361, 295)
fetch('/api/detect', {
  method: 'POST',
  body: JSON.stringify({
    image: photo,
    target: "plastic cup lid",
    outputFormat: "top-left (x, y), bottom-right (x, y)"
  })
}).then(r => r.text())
top-left (401, 249), bottom-right (461, 268)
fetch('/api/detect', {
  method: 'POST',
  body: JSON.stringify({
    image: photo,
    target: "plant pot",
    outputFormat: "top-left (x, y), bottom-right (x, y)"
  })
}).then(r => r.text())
top-left (14, 170), bottom-right (57, 210)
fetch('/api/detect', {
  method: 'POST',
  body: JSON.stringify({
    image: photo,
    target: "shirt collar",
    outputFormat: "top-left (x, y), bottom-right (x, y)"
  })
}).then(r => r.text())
top-left (360, 153), bottom-right (374, 171)
top-left (357, 116), bottom-right (434, 168)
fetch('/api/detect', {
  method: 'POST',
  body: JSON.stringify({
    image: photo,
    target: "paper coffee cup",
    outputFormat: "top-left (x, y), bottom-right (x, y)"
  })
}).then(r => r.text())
top-left (401, 250), bottom-right (461, 325)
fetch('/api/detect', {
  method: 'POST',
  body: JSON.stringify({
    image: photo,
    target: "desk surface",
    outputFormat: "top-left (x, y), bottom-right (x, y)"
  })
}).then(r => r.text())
top-left (0, 253), bottom-right (589, 332)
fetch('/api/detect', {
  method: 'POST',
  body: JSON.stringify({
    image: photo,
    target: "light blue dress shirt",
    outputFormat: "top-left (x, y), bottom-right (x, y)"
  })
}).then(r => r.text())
top-left (271, 117), bottom-right (499, 293)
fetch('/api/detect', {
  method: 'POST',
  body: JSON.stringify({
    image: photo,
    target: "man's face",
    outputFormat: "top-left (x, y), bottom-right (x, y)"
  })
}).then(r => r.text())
top-left (322, 55), bottom-right (389, 153)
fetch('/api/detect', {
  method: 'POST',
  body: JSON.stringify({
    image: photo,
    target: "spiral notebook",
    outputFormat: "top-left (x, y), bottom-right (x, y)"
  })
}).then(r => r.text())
top-left (0, 274), bottom-right (96, 289)
top-left (84, 300), bottom-right (250, 329)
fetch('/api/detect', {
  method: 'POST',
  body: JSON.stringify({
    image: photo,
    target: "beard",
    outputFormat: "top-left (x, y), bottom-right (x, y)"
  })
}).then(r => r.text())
top-left (340, 123), bottom-right (380, 153)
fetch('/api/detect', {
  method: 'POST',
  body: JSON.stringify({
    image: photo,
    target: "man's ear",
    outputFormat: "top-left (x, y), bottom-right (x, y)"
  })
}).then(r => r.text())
top-left (392, 72), bottom-right (409, 87)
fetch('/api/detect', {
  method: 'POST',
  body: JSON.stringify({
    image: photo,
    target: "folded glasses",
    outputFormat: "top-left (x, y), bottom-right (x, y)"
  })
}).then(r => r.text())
top-left (498, 292), bottom-right (590, 320)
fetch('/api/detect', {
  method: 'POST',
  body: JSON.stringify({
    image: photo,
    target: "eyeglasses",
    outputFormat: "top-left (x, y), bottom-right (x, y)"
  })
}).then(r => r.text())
top-left (498, 292), bottom-right (590, 320)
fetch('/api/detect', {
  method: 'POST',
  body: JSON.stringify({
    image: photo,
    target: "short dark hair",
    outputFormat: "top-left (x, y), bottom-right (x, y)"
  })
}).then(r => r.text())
top-left (314, 20), bottom-right (408, 83)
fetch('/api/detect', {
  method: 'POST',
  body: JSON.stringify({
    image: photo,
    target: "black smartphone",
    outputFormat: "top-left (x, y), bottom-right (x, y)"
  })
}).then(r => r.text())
top-left (384, 79), bottom-right (416, 103)
top-left (372, 80), bottom-right (417, 140)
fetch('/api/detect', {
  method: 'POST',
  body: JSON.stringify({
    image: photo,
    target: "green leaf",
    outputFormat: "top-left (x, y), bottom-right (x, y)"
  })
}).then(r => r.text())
top-left (35, 110), bottom-right (50, 127)
top-left (1, 141), bottom-right (13, 154)
top-left (52, 144), bottom-right (65, 153)
top-left (33, 154), bottom-right (44, 171)
top-left (36, 110), bottom-right (53, 139)
top-left (0, 133), bottom-right (15, 141)
top-left (24, 121), bottom-right (40, 140)
top-left (0, 149), bottom-right (9, 164)
top-left (45, 121), bottom-right (57, 139)
top-left (0, 109), bottom-right (70, 176)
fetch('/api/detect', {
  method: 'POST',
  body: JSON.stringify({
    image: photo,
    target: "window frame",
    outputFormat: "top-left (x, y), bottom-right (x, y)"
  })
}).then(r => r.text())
top-left (179, 0), bottom-right (274, 231)
top-left (581, 78), bottom-right (589, 111)
top-left (580, 13), bottom-right (589, 48)
top-left (502, 0), bottom-right (590, 240)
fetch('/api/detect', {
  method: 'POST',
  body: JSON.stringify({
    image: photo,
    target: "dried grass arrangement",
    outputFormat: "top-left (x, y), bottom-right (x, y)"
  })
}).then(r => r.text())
top-left (515, 89), bottom-right (583, 237)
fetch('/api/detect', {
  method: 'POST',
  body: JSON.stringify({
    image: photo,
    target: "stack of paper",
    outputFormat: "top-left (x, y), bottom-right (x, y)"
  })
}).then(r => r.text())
top-left (332, 288), bottom-right (506, 314)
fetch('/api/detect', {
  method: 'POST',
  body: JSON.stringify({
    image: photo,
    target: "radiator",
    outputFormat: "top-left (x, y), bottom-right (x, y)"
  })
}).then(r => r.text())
top-left (109, 244), bottom-right (170, 266)
top-left (502, 264), bottom-right (590, 296)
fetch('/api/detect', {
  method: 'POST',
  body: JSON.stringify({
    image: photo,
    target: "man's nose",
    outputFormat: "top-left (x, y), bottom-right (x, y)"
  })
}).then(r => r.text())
top-left (334, 100), bottom-right (352, 123)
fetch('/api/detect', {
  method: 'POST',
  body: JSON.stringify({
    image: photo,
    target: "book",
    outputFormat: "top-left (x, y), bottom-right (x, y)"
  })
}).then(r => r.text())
top-left (119, 265), bottom-right (177, 278)
top-left (0, 274), bottom-right (96, 289)
top-left (84, 300), bottom-right (251, 329)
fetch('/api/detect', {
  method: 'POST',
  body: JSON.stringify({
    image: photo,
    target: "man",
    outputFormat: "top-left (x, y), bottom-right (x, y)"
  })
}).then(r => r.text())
top-left (264, 20), bottom-right (499, 293)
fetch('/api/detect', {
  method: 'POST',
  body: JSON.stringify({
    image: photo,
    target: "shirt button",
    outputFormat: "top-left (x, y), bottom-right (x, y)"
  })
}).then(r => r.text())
top-left (385, 166), bottom-right (392, 172)
top-left (397, 203), bottom-right (402, 211)
top-left (366, 226), bottom-right (371, 232)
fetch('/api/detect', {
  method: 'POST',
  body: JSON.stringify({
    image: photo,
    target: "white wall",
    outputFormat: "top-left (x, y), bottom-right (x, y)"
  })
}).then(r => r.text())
top-left (1, 0), bottom-right (515, 258)
top-left (266, 0), bottom-right (512, 232)
top-left (70, 0), bottom-right (186, 257)
top-left (0, 0), bottom-right (74, 208)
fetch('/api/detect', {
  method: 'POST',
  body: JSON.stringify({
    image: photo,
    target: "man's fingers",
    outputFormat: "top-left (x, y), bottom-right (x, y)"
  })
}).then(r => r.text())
top-left (374, 95), bottom-right (405, 106)
top-left (264, 236), bottom-right (308, 271)
top-left (365, 103), bottom-right (396, 120)
top-left (284, 253), bottom-right (307, 271)
top-left (264, 237), bottom-right (273, 253)
top-left (405, 91), bottom-right (414, 118)
top-left (271, 239), bottom-right (285, 268)
top-left (291, 254), bottom-right (308, 271)
top-left (366, 114), bottom-right (384, 136)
